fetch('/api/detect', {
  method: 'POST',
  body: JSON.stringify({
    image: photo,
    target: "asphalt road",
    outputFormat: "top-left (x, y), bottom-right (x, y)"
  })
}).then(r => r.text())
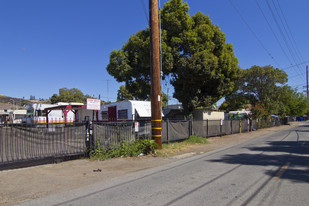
top-left (18, 123), bottom-right (309, 206)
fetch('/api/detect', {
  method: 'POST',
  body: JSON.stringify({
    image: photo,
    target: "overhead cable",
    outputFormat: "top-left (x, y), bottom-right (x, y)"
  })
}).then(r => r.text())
top-left (228, 0), bottom-right (280, 67)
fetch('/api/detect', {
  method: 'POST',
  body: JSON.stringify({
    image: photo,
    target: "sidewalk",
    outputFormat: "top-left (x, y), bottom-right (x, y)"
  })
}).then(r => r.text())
top-left (0, 122), bottom-right (302, 206)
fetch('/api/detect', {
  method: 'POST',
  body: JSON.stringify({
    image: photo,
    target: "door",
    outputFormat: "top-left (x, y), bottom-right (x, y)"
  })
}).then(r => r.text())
top-left (108, 106), bottom-right (117, 121)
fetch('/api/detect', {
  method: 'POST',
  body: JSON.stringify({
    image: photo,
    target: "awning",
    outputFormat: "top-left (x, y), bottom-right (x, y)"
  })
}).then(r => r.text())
top-left (135, 106), bottom-right (151, 117)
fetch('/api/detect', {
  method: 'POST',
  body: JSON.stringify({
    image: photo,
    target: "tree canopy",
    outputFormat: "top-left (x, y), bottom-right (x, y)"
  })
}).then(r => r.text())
top-left (106, 0), bottom-right (240, 113)
top-left (50, 88), bottom-right (91, 104)
top-left (221, 65), bottom-right (308, 118)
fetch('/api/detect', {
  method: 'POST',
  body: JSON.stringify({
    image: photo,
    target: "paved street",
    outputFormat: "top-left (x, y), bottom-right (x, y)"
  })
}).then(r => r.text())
top-left (17, 122), bottom-right (309, 206)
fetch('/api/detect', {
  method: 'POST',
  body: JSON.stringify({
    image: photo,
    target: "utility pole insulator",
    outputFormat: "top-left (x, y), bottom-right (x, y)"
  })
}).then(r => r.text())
top-left (149, 0), bottom-right (162, 149)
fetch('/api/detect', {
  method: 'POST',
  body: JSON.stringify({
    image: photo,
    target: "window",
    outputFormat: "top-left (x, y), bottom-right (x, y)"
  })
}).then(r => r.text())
top-left (101, 111), bottom-right (108, 120)
top-left (118, 109), bottom-right (128, 120)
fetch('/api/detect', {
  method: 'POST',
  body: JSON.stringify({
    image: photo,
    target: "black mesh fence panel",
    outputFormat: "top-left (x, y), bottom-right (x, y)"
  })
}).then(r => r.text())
top-left (252, 119), bottom-right (258, 131)
top-left (135, 121), bottom-right (152, 140)
top-left (192, 121), bottom-right (207, 137)
top-left (207, 120), bottom-right (221, 137)
top-left (241, 120), bottom-right (249, 133)
top-left (232, 120), bottom-right (240, 134)
top-left (93, 122), bottom-right (135, 148)
top-left (162, 121), bottom-right (168, 143)
top-left (222, 120), bottom-right (232, 135)
top-left (0, 123), bottom-right (86, 166)
top-left (167, 121), bottom-right (190, 142)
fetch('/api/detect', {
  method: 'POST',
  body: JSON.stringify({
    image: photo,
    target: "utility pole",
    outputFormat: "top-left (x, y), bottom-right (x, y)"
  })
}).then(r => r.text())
top-left (149, 0), bottom-right (162, 149)
top-left (306, 65), bottom-right (308, 98)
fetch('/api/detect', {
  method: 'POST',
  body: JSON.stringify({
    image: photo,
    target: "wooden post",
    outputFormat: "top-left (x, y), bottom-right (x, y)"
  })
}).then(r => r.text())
top-left (150, 0), bottom-right (162, 149)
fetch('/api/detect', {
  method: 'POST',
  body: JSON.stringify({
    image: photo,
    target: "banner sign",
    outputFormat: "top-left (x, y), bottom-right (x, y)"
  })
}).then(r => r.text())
top-left (87, 99), bottom-right (100, 110)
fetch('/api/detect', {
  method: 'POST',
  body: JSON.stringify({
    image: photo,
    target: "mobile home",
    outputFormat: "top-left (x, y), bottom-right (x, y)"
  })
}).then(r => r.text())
top-left (23, 103), bottom-right (78, 123)
top-left (99, 100), bottom-right (152, 121)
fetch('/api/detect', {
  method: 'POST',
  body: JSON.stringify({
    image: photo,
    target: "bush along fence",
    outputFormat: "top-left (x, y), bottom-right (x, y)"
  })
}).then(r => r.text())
top-left (0, 118), bottom-right (286, 168)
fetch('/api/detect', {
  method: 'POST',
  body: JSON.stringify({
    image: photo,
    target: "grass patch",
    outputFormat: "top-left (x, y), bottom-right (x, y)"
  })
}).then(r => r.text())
top-left (90, 136), bottom-right (209, 160)
top-left (90, 139), bottom-right (158, 160)
top-left (156, 136), bottom-right (209, 157)
top-left (183, 135), bottom-right (209, 144)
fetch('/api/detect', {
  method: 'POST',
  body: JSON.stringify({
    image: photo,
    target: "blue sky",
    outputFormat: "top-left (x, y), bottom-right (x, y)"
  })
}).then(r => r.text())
top-left (1, 0), bottom-right (308, 105)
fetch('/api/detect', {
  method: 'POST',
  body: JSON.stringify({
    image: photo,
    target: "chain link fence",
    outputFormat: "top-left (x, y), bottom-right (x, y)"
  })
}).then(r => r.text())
top-left (0, 118), bottom-right (288, 168)
top-left (0, 123), bottom-right (86, 167)
top-left (162, 118), bottom-right (285, 143)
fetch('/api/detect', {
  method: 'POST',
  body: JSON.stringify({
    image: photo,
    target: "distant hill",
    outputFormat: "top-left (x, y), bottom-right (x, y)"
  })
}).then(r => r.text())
top-left (0, 95), bottom-right (49, 110)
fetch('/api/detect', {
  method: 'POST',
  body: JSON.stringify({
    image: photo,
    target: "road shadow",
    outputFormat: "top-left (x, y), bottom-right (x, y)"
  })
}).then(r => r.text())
top-left (249, 141), bottom-right (309, 155)
top-left (208, 141), bottom-right (309, 183)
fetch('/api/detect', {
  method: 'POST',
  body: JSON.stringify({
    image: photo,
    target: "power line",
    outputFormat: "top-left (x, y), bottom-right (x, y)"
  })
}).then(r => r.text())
top-left (272, 0), bottom-right (306, 84)
top-left (255, 0), bottom-right (304, 79)
top-left (255, 0), bottom-right (293, 66)
top-left (228, 0), bottom-right (280, 67)
top-left (140, 0), bottom-right (149, 23)
top-left (274, 0), bottom-right (305, 63)
top-left (288, 72), bottom-right (306, 80)
top-left (265, 0), bottom-right (302, 72)
top-left (282, 60), bottom-right (309, 71)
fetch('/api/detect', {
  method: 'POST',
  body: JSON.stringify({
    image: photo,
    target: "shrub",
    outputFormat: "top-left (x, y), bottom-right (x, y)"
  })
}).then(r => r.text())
top-left (183, 136), bottom-right (209, 144)
top-left (90, 139), bottom-right (158, 160)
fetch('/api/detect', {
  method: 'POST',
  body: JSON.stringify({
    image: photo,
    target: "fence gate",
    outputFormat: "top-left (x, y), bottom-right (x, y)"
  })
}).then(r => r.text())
top-left (0, 123), bottom-right (87, 167)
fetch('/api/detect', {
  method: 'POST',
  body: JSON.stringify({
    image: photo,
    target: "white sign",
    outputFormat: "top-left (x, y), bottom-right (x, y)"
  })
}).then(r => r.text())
top-left (87, 99), bottom-right (100, 110)
top-left (135, 121), bottom-right (139, 132)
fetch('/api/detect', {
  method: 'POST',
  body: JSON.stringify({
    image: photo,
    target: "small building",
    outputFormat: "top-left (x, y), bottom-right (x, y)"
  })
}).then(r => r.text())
top-left (0, 109), bottom-right (27, 124)
top-left (163, 104), bottom-right (186, 120)
top-left (193, 109), bottom-right (225, 121)
top-left (99, 100), bottom-right (152, 121)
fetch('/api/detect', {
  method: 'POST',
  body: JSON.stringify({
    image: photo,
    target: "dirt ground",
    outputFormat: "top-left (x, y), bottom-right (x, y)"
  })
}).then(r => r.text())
top-left (0, 123), bottom-right (302, 206)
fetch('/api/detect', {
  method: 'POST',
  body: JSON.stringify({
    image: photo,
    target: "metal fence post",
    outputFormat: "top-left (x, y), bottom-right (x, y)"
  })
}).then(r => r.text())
top-left (166, 119), bottom-right (169, 144)
top-left (188, 117), bottom-right (192, 138)
top-left (239, 120), bottom-right (241, 134)
top-left (207, 119), bottom-right (209, 137)
top-left (220, 119), bottom-right (223, 137)
top-left (85, 121), bottom-right (94, 157)
top-left (257, 119), bottom-right (259, 130)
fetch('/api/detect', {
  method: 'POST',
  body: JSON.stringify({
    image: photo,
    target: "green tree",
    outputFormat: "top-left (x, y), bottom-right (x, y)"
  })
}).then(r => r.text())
top-left (106, 0), bottom-right (240, 113)
top-left (117, 85), bottom-right (169, 109)
top-left (223, 65), bottom-right (288, 118)
top-left (117, 85), bottom-right (134, 101)
top-left (241, 65), bottom-right (287, 104)
top-left (50, 88), bottom-right (91, 104)
top-left (276, 85), bottom-right (309, 117)
top-left (219, 95), bottom-right (249, 112)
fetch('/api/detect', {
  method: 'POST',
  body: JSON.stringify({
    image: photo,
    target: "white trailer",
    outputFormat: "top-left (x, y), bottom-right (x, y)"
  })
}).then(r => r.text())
top-left (99, 100), bottom-right (152, 121)
top-left (23, 103), bottom-right (80, 124)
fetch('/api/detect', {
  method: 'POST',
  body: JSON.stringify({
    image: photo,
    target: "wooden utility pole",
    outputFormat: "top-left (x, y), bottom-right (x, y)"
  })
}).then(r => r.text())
top-left (149, 0), bottom-right (162, 149)
top-left (306, 65), bottom-right (308, 98)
